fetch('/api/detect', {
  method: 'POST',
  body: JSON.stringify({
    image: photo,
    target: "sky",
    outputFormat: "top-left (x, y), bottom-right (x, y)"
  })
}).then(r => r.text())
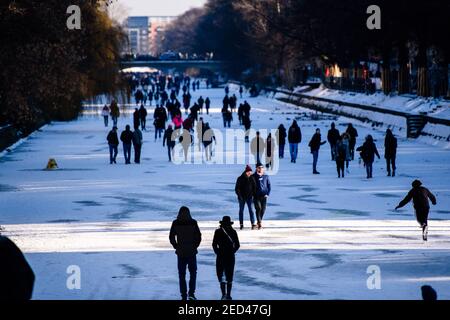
top-left (117, 0), bottom-right (207, 17)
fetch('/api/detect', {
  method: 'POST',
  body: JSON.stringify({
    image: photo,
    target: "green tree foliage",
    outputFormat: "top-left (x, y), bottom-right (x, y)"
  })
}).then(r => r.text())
top-left (0, 0), bottom-right (126, 131)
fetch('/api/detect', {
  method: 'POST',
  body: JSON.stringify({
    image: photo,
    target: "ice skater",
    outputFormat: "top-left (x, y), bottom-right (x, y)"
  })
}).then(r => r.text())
top-left (395, 180), bottom-right (437, 241)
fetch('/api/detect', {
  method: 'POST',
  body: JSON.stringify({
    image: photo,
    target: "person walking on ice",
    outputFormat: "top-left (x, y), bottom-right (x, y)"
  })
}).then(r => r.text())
top-left (252, 163), bottom-right (271, 230)
top-left (235, 165), bottom-right (256, 230)
top-left (384, 129), bottom-right (397, 177)
top-left (395, 180), bottom-right (437, 241)
top-left (106, 126), bottom-right (118, 164)
top-left (120, 125), bottom-right (133, 165)
top-left (356, 135), bottom-right (380, 179)
top-left (101, 105), bottom-right (110, 127)
top-left (163, 124), bottom-right (175, 162)
top-left (308, 128), bottom-right (326, 174)
top-left (212, 216), bottom-right (240, 300)
top-left (169, 206), bottom-right (202, 300)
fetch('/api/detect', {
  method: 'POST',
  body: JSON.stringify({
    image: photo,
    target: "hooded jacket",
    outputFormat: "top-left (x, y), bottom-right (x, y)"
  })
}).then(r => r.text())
top-left (169, 209), bottom-right (202, 257)
top-left (288, 121), bottom-right (302, 143)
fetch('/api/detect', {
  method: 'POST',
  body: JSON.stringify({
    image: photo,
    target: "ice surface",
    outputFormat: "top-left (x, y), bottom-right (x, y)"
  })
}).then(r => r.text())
top-left (1, 86), bottom-right (449, 299)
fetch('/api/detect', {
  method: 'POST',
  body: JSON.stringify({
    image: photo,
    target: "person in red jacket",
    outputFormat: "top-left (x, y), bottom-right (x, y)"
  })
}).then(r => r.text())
top-left (395, 180), bottom-right (437, 241)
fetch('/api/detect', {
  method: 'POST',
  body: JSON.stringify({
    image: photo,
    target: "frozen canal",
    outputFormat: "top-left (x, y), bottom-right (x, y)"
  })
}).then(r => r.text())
top-left (1, 86), bottom-right (449, 300)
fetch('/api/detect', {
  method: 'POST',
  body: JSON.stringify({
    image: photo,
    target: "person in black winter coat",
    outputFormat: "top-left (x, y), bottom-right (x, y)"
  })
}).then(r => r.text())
top-left (153, 105), bottom-right (167, 141)
top-left (235, 165), bottom-right (256, 230)
top-left (327, 122), bottom-right (340, 160)
top-left (0, 235), bottom-right (35, 300)
top-left (107, 126), bottom-right (119, 164)
top-left (133, 108), bottom-right (140, 130)
top-left (198, 96), bottom-right (204, 114)
top-left (139, 104), bottom-right (148, 130)
top-left (132, 127), bottom-right (143, 164)
top-left (120, 125), bottom-right (133, 164)
top-left (212, 216), bottom-right (240, 300)
top-left (395, 180), bottom-right (437, 241)
top-left (276, 124), bottom-right (287, 159)
top-left (384, 129), bottom-right (397, 176)
top-left (205, 97), bottom-right (211, 115)
top-left (335, 136), bottom-right (348, 178)
top-left (346, 123), bottom-right (358, 160)
top-left (356, 135), bottom-right (380, 178)
top-left (163, 125), bottom-right (175, 162)
top-left (308, 128), bottom-right (326, 174)
top-left (288, 120), bottom-right (302, 163)
top-left (169, 206), bottom-right (202, 300)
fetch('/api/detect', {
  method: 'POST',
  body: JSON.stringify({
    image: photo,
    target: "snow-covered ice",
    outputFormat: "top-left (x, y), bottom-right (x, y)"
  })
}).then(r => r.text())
top-left (1, 86), bottom-right (449, 300)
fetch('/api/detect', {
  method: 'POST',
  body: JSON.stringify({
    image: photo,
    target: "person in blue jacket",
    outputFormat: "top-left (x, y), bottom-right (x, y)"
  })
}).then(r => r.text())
top-left (252, 162), bottom-right (271, 230)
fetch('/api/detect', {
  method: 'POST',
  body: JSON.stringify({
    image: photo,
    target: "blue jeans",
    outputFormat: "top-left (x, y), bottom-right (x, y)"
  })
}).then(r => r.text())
top-left (289, 143), bottom-right (298, 161)
top-left (123, 143), bottom-right (131, 164)
top-left (312, 150), bottom-right (319, 172)
top-left (108, 144), bottom-right (118, 163)
top-left (279, 144), bottom-right (285, 158)
top-left (177, 255), bottom-right (197, 297)
top-left (238, 197), bottom-right (255, 225)
top-left (366, 161), bottom-right (373, 178)
top-left (155, 127), bottom-right (164, 140)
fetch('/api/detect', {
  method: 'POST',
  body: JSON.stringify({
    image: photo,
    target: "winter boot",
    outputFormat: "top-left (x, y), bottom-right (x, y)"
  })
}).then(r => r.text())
top-left (251, 224), bottom-right (257, 230)
top-left (422, 225), bottom-right (428, 241)
top-left (257, 222), bottom-right (262, 230)
top-left (240, 224), bottom-right (244, 230)
top-left (226, 282), bottom-right (233, 300)
top-left (188, 293), bottom-right (197, 300)
top-left (387, 171), bottom-right (391, 176)
top-left (220, 283), bottom-right (227, 300)
top-left (392, 170), bottom-right (395, 177)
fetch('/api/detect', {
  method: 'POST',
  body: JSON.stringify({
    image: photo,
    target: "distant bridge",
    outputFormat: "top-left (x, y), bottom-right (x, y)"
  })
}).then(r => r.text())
top-left (119, 60), bottom-right (227, 74)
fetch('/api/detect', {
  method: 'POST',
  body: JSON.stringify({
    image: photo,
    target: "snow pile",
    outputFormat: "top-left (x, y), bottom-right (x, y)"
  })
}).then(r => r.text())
top-left (304, 86), bottom-right (450, 120)
top-left (418, 123), bottom-right (450, 148)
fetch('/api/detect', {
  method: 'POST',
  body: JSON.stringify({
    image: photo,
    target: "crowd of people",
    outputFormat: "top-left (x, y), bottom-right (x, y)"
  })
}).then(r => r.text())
top-left (96, 76), bottom-right (438, 301)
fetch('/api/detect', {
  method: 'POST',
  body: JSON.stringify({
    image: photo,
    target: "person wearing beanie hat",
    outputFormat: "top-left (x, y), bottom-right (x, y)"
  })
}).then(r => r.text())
top-left (395, 180), bottom-right (437, 241)
top-left (235, 165), bottom-right (256, 230)
top-left (212, 216), bottom-right (240, 300)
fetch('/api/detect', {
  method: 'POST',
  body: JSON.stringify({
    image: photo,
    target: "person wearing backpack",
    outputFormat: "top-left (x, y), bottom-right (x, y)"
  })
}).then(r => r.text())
top-left (212, 216), bottom-right (240, 300)
top-left (335, 136), bottom-right (348, 178)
